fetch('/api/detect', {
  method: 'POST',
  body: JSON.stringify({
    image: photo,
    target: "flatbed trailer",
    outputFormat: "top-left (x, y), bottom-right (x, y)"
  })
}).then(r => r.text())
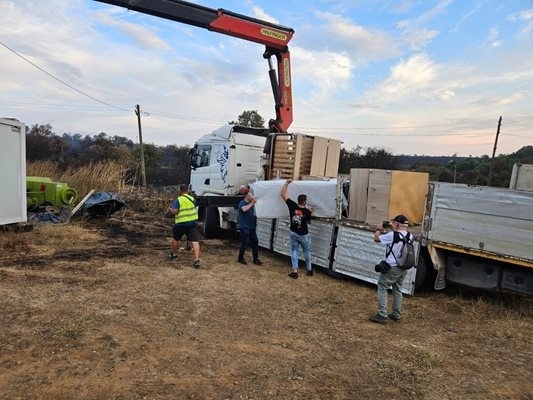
top-left (256, 180), bottom-right (533, 296)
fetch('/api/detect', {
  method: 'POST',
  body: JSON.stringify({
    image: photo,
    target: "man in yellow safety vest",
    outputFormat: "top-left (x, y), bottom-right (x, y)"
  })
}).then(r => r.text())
top-left (167, 185), bottom-right (201, 268)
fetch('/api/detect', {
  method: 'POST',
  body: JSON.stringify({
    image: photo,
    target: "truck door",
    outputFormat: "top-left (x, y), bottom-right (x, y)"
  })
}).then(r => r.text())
top-left (190, 144), bottom-right (212, 195)
top-left (190, 143), bottom-right (230, 195)
top-left (209, 143), bottom-right (230, 194)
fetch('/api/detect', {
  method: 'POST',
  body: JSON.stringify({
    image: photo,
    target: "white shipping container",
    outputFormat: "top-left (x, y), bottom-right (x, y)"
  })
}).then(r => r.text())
top-left (0, 118), bottom-right (27, 225)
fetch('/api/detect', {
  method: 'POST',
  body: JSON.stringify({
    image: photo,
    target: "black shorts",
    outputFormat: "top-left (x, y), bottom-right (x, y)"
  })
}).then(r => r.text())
top-left (172, 221), bottom-right (199, 242)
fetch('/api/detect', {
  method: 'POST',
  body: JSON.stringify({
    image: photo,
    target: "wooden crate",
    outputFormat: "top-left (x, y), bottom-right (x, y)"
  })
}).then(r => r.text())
top-left (348, 168), bottom-right (371, 221)
top-left (389, 170), bottom-right (429, 224)
top-left (269, 134), bottom-right (340, 180)
top-left (366, 169), bottom-right (393, 225)
top-left (348, 168), bottom-right (429, 226)
top-left (310, 136), bottom-right (341, 178)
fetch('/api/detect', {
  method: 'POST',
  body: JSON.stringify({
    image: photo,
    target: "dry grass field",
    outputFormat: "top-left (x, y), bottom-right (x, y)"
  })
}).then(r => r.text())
top-left (1, 200), bottom-right (532, 400)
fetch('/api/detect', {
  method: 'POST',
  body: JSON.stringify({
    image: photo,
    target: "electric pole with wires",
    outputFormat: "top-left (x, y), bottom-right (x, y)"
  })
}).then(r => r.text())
top-left (135, 104), bottom-right (147, 187)
top-left (487, 116), bottom-right (502, 186)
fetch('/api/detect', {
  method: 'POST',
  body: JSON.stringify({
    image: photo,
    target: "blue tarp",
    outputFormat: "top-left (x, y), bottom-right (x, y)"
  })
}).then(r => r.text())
top-left (82, 192), bottom-right (126, 217)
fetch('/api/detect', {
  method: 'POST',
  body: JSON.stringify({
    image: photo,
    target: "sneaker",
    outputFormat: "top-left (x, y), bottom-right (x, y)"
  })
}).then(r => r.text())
top-left (288, 271), bottom-right (298, 279)
top-left (388, 314), bottom-right (401, 321)
top-left (192, 259), bottom-right (201, 269)
top-left (253, 259), bottom-right (263, 266)
top-left (369, 313), bottom-right (388, 324)
top-left (306, 270), bottom-right (314, 276)
top-left (238, 258), bottom-right (248, 265)
top-left (168, 252), bottom-right (178, 260)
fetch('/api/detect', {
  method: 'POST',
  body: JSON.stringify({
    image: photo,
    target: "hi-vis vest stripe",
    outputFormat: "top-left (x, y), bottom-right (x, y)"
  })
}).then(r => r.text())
top-left (175, 194), bottom-right (198, 224)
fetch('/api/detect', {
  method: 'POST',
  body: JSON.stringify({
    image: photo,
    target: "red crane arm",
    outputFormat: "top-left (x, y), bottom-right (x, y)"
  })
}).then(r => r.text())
top-left (93, 0), bottom-right (294, 132)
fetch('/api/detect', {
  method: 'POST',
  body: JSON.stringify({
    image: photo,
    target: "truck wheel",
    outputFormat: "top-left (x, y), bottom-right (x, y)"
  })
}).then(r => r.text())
top-left (414, 251), bottom-right (437, 291)
top-left (203, 207), bottom-right (219, 238)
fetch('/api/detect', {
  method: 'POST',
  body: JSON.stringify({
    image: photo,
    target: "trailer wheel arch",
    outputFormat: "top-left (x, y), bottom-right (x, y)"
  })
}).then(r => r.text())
top-left (415, 249), bottom-right (438, 291)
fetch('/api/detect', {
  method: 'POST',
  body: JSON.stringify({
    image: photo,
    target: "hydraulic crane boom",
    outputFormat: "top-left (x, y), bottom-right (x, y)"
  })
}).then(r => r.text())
top-left (93, 0), bottom-right (295, 132)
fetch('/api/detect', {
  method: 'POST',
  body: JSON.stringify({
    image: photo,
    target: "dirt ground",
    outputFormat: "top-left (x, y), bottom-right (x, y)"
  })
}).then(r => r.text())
top-left (1, 206), bottom-right (532, 400)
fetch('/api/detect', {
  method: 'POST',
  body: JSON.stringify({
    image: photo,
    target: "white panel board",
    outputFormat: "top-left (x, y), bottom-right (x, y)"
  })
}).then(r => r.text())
top-left (250, 180), bottom-right (337, 218)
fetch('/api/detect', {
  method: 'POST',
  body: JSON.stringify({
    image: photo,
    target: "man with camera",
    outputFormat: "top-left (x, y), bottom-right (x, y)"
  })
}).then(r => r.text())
top-left (369, 214), bottom-right (411, 324)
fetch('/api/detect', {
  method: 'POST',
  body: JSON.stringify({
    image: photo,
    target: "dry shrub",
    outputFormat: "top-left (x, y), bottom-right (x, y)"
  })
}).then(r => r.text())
top-left (27, 161), bottom-right (128, 199)
top-left (26, 161), bottom-right (60, 179)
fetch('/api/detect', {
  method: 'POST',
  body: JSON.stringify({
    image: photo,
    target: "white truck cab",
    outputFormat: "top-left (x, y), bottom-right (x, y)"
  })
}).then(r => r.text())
top-left (189, 124), bottom-right (269, 237)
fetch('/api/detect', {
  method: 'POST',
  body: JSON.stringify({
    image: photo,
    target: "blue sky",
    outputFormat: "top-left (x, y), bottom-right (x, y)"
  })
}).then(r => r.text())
top-left (1, 0), bottom-right (532, 156)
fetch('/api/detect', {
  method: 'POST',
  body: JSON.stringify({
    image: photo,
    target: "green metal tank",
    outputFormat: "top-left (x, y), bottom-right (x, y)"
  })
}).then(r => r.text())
top-left (26, 177), bottom-right (78, 208)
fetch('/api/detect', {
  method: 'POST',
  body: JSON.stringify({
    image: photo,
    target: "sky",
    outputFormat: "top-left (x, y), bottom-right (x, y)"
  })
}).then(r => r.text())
top-left (1, 0), bottom-right (532, 157)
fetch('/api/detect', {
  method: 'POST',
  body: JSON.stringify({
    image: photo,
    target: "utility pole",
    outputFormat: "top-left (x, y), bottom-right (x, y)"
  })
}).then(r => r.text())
top-left (487, 116), bottom-right (502, 186)
top-left (135, 104), bottom-right (147, 187)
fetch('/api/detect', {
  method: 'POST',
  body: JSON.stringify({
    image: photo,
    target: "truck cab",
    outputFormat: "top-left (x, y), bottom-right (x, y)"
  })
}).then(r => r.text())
top-left (189, 124), bottom-right (269, 236)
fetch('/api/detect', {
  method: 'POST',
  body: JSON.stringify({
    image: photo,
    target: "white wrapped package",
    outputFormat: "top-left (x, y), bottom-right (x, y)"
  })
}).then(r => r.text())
top-left (249, 180), bottom-right (337, 218)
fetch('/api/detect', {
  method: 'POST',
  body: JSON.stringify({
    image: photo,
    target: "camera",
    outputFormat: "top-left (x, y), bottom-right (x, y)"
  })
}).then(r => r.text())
top-left (382, 220), bottom-right (391, 229)
top-left (374, 260), bottom-right (391, 273)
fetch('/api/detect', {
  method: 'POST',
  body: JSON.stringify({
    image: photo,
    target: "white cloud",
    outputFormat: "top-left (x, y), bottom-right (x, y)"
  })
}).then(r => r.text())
top-left (95, 12), bottom-right (170, 51)
top-left (397, 0), bottom-right (453, 29)
top-left (251, 7), bottom-right (279, 24)
top-left (401, 28), bottom-right (439, 50)
top-left (507, 9), bottom-right (533, 22)
top-left (497, 92), bottom-right (524, 106)
top-left (292, 47), bottom-right (353, 97)
top-left (375, 54), bottom-right (437, 101)
top-left (506, 8), bottom-right (533, 37)
top-left (395, 0), bottom-right (453, 50)
top-left (309, 12), bottom-right (399, 61)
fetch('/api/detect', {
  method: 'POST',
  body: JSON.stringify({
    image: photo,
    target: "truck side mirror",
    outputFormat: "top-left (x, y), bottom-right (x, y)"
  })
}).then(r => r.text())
top-left (189, 153), bottom-right (197, 170)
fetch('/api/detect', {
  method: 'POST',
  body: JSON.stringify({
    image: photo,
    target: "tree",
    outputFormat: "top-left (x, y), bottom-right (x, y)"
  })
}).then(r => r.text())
top-left (155, 145), bottom-right (191, 185)
top-left (26, 124), bottom-right (65, 162)
top-left (338, 146), bottom-right (397, 172)
top-left (229, 110), bottom-right (265, 128)
top-left (361, 147), bottom-right (397, 169)
top-left (339, 146), bottom-right (362, 173)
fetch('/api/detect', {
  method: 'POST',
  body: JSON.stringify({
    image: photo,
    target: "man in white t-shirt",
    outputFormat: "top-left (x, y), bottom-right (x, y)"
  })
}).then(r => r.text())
top-left (369, 214), bottom-right (411, 324)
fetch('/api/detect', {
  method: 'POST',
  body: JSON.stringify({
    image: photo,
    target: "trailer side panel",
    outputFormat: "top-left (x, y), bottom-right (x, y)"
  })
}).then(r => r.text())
top-left (0, 119), bottom-right (26, 226)
top-left (428, 183), bottom-right (533, 263)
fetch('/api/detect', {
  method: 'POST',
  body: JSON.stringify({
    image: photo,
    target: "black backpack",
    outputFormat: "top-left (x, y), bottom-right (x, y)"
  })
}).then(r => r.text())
top-left (387, 231), bottom-right (416, 269)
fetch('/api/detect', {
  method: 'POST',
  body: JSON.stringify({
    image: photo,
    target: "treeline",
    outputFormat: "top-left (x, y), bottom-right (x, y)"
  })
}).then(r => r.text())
top-left (339, 145), bottom-right (533, 188)
top-left (26, 123), bottom-right (533, 188)
top-left (26, 124), bottom-right (191, 186)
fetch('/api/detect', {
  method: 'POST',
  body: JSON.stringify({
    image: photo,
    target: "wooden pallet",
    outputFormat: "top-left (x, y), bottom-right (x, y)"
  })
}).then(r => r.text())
top-left (269, 134), bottom-right (341, 180)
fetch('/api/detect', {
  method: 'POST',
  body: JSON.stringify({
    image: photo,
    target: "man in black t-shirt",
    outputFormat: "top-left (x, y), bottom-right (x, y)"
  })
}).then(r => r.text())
top-left (280, 179), bottom-right (314, 279)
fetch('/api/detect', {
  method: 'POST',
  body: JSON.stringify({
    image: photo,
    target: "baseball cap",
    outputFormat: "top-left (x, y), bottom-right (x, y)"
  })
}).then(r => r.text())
top-left (393, 214), bottom-right (409, 225)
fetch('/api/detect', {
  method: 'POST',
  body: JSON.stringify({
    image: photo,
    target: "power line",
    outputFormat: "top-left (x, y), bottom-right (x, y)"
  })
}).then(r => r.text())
top-left (0, 40), bottom-right (131, 113)
top-left (146, 109), bottom-right (226, 125)
top-left (293, 123), bottom-right (455, 130)
top-left (301, 131), bottom-right (490, 137)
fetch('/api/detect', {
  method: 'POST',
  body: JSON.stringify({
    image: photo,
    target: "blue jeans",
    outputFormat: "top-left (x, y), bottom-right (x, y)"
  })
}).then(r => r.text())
top-left (289, 231), bottom-right (311, 271)
top-left (377, 267), bottom-right (408, 318)
top-left (238, 227), bottom-right (259, 261)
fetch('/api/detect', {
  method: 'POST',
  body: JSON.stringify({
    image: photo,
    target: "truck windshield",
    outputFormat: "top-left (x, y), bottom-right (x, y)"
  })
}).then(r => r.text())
top-left (190, 145), bottom-right (212, 168)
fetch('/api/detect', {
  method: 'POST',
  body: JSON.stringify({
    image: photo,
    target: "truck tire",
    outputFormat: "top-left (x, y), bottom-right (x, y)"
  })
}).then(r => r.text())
top-left (414, 251), bottom-right (437, 291)
top-left (203, 207), bottom-right (219, 238)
